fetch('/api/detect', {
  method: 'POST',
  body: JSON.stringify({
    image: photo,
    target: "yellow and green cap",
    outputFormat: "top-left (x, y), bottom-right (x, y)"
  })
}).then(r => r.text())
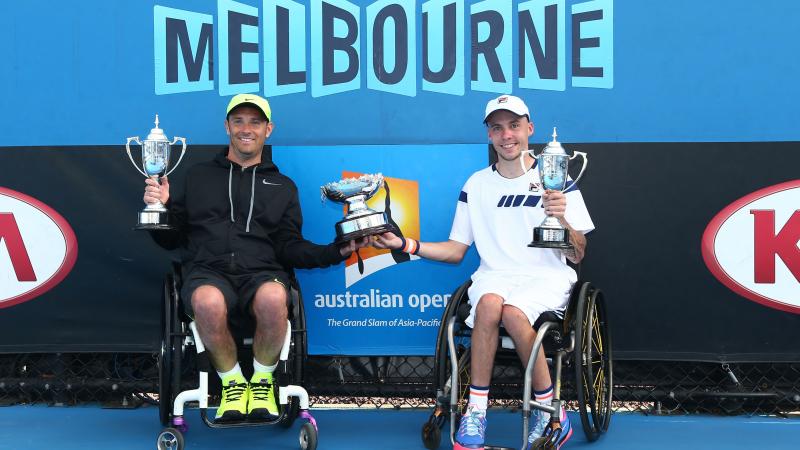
top-left (226, 93), bottom-right (272, 122)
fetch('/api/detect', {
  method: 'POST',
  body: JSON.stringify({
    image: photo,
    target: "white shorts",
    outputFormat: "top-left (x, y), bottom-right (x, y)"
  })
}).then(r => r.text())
top-left (465, 272), bottom-right (573, 328)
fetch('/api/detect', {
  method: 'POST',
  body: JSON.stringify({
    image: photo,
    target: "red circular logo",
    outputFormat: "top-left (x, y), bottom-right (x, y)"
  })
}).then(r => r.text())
top-left (701, 180), bottom-right (800, 314)
top-left (0, 188), bottom-right (78, 308)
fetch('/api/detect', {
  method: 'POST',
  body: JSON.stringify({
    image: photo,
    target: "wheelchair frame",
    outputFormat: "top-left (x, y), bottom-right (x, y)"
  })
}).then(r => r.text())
top-left (421, 279), bottom-right (612, 450)
top-left (155, 265), bottom-right (318, 450)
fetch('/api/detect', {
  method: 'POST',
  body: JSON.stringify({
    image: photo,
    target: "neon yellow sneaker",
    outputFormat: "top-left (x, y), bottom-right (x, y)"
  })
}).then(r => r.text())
top-left (214, 373), bottom-right (248, 422)
top-left (248, 371), bottom-right (279, 420)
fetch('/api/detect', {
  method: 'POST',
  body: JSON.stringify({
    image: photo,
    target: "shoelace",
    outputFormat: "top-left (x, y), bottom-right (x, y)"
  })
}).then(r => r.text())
top-left (250, 382), bottom-right (272, 402)
top-left (222, 383), bottom-right (246, 402)
top-left (459, 409), bottom-right (485, 437)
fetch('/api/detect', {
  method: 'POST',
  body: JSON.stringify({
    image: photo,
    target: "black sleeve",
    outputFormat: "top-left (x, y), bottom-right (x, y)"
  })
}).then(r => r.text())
top-left (274, 187), bottom-right (345, 269)
top-left (147, 180), bottom-right (187, 250)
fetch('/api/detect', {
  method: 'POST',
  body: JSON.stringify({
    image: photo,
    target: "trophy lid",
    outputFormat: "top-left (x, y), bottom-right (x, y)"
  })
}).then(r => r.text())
top-left (542, 127), bottom-right (567, 156)
top-left (145, 115), bottom-right (169, 142)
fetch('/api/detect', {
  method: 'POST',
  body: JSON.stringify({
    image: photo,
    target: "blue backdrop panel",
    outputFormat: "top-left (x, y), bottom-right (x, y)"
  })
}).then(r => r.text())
top-left (1, 1), bottom-right (799, 146)
top-left (273, 144), bottom-right (482, 355)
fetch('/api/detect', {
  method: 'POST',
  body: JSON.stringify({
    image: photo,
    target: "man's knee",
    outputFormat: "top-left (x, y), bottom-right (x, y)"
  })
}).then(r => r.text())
top-left (252, 282), bottom-right (288, 320)
top-left (474, 293), bottom-right (503, 325)
top-left (191, 285), bottom-right (227, 323)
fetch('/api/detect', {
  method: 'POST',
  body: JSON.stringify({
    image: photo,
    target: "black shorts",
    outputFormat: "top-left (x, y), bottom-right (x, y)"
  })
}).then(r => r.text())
top-left (180, 265), bottom-right (291, 319)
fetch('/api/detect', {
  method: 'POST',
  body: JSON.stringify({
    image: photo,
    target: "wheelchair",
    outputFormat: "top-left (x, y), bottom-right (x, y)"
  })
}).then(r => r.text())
top-left (421, 279), bottom-right (612, 450)
top-left (155, 264), bottom-right (318, 450)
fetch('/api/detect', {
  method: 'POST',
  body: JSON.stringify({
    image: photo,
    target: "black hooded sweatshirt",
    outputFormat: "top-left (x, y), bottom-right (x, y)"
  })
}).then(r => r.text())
top-left (153, 147), bottom-right (344, 273)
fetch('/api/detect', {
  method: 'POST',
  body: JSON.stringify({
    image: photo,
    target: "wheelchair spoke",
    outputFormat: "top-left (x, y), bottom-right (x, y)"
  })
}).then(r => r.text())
top-left (594, 367), bottom-right (604, 396)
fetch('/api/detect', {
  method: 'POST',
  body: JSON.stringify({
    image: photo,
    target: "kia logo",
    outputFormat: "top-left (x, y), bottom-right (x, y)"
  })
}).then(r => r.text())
top-left (701, 180), bottom-right (800, 314)
top-left (0, 188), bottom-right (78, 308)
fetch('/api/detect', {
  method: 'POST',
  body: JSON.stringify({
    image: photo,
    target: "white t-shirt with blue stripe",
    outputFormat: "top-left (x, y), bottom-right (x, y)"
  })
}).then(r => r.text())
top-left (449, 163), bottom-right (594, 283)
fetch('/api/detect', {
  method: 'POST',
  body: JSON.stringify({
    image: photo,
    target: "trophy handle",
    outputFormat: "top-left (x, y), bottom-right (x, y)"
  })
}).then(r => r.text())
top-left (564, 151), bottom-right (588, 193)
top-left (363, 177), bottom-right (384, 201)
top-left (126, 136), bottom-right (148, 177)
top-left (518, 148), bottom-right (540, 177)
top-left (164, 137), bottom-right (187, 177)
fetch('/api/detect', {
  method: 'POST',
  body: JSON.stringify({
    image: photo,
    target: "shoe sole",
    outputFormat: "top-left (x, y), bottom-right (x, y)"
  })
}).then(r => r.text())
top-left (453, 443), bottom-right (484, 450)
top-left (213, 411), bottom-right (246, 423)
top-left (247, 408), bottom-right (279, 421)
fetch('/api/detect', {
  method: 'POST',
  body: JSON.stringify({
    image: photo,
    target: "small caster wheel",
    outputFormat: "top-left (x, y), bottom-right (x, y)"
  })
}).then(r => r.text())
top-left (421, 420), bottom-right (442, 449)
top-left (157, 427), bottom-right (185, 450)
top-left (299, 421), bottom-right (318, 450)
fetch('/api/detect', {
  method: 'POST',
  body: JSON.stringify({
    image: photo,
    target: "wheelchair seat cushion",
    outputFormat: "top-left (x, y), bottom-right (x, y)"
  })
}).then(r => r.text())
top-left (532, 310), bottom-right (564, 331)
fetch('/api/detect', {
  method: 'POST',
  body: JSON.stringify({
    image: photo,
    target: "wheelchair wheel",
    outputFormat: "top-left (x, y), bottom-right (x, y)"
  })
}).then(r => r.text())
top-left (423, 281), bottom-right (472, 450)
top-left (158, 273), bottom-right (183, 427)
top-left (299, 421), bottom-right (318, 450)
top-left (451, 350), bottom-right (472, 415)
top-left (573, 283), bottom-right (612, 441)
top-left (156, 427), bottom-right (185, 450)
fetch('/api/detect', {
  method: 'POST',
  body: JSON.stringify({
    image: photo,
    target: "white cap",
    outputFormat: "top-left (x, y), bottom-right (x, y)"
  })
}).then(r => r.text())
top-left (484, 94), bottom-right (530, 122)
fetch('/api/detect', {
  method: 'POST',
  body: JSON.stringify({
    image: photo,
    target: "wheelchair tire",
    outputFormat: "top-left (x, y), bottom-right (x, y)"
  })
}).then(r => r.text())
top-left (573, 283), bottom-right (613, 441)
top-left (592, 290), bottom-right (613, 433)
top-left (433, 281), bottom-right (472, 392)
top-left (158, 276), bottom-right (174, 427)
top-left (156, 427), bottom-right (185, 450)
top-left (299, 421), bottom-right (318, 450)
top-left (158, 272), bottom-right (185, 427)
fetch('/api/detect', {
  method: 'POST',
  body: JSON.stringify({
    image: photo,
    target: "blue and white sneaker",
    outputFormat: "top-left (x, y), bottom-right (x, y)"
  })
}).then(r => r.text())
top-left (555, 410), bottom-right (573, 449)
top-left (526, 409), bottom-right (549, 448)
top-left (527, 409), bottom-right (573, 450)
top-left (454, 406), bottom-right (487, 450)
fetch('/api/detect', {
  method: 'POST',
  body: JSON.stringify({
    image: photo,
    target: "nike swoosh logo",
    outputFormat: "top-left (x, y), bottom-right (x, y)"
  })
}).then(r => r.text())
top-left (263, 180), bottom-right (281, 186)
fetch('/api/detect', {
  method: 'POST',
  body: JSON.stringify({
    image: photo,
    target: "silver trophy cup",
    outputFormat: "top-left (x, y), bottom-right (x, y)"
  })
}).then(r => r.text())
top-left (126, 115), bottom-right (187, 230)
top-left (522, 128), bottom-right (587, 248)
top-left (321, 173), bottom-right (394, 243)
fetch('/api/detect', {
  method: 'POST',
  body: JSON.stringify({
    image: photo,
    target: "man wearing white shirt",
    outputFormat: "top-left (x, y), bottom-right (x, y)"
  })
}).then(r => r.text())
top-left (373, 95), bottom-right (593, 450)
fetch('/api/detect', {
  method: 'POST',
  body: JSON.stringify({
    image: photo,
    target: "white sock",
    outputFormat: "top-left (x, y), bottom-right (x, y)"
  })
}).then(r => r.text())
top-left (468, 385), bottom-right (489, 411)
top-left (217, 362), bottom-right (243, 381)
top-left (253, 358), bottom-right (278, 374)
top-left (535, 385), bottom-right (554, 418)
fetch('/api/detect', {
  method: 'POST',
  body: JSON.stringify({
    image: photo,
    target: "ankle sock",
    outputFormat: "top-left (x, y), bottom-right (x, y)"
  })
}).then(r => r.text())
top-left (534, 384), bottom-right (554, 407)
top-left (253, 358), bottom-right (278, 374)
top-left (217, 362), bottom-right (243, 382)
top-left (468, 384), bottom-right (490, 411)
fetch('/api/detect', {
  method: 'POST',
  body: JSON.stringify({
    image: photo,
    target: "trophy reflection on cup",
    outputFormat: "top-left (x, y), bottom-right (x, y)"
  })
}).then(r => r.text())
top-left (126, 115), bottom-right (187, 230)
top-left (321, 173), bottom-right (395, 244)
top-left (522, 128), bottom-right (587, 248)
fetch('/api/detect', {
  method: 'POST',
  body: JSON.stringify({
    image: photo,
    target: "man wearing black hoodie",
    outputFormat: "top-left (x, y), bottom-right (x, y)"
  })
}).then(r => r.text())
top-left (143, 94), bottom-right (366, 422)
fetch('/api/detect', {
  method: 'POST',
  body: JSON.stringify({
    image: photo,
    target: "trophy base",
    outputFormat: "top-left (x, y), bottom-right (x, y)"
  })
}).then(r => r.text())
top-left (528, 227), bottom-right (572, 249)
top-left (334, 212), bottom-right (394, 244)
top-left (135, 210), bottom-right (174, 231)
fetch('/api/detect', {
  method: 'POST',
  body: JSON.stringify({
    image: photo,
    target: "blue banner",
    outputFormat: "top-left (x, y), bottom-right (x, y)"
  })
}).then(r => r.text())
top-left (1, 1), bottom-right (799, 146)
top-left (274, 144), bottom-right (481, 355)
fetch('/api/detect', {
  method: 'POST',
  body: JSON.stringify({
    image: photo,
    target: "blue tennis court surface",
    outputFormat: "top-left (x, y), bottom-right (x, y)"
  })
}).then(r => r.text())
top-left (0, 405), bottom-right (797, 449)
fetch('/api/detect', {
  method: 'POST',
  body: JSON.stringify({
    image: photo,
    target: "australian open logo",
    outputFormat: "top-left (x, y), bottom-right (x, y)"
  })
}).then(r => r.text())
top-left (153, 0), bottom-right (614, 97)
